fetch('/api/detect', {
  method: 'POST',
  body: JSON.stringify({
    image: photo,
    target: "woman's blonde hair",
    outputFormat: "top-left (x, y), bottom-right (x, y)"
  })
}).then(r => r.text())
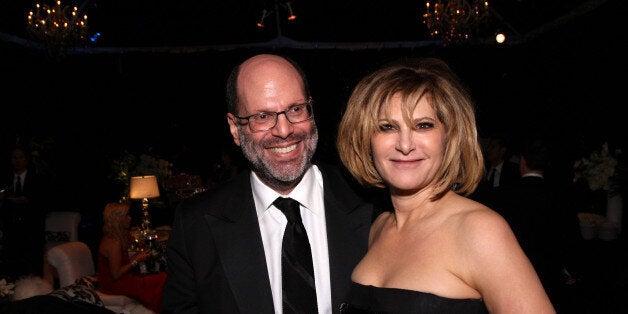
top-left (337, 57), bottom-right (484, 201)
top-left (102, 202), bottom-right (131, 251)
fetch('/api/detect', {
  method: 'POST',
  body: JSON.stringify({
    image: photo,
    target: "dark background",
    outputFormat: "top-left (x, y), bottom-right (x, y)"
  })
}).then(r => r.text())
top-left (1, 0), bottom-right (626, 213)
top-left (1, 2), bottom-right (627, 311)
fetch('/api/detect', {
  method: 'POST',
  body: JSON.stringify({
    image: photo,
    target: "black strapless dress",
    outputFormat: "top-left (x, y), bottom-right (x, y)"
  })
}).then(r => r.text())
top-left (340, 282), bottom-right (489, 314)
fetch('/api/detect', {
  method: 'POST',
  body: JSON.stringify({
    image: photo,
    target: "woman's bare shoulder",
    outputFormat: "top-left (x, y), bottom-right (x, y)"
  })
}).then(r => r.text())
top-left (447, 198), bottom-right (524, 276)
top-left (442, 195), bottom-right (516, 254)
top-left (448, 198), bottom-right (555, 313)
top-left (446, 194), bottom-right (506, 228)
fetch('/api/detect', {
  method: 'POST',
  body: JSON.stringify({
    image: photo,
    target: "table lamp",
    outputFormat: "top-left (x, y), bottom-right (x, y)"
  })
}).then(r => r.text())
top-left (129, 175), bottom-right (160, 232)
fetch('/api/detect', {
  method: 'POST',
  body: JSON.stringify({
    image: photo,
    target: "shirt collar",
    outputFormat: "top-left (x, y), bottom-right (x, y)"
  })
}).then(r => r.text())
top-left (522, 173), bottom-right (543, 179)
top-left (14, 170), bottom-right (27, 180)
top-left (494, 161), bottom-right (504, 171)
top-left (251, 165), bottom-right (319, 217)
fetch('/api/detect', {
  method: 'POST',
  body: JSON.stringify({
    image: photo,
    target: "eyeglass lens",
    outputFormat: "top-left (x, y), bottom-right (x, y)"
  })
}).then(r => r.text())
top-left (243, 103), bottom-right (313, 132)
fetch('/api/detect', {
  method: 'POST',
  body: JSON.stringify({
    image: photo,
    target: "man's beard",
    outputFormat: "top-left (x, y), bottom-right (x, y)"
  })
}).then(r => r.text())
top-left (238, 123), bottom-right (318, 189)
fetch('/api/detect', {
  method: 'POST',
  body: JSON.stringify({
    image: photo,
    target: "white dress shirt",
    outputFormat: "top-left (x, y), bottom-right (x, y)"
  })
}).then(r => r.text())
top-left (252, 165), bottom-right (332, 314)
top-left (14, 170), bottom-right (26, 192)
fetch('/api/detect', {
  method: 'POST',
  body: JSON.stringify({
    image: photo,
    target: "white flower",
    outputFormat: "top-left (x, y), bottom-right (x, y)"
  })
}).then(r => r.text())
top-left (110, 151), bottom-right (175, 202)
top-left (574, 142), bottom-right (619, 191)
top-left (134, 154), bottom-right (173, 183)
top-left (0, 278), bottom-right (15, 297)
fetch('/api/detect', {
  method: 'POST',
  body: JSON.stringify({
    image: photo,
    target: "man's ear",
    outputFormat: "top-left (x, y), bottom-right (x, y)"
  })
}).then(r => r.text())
top-left (226, 113), bottom-right (242, 147)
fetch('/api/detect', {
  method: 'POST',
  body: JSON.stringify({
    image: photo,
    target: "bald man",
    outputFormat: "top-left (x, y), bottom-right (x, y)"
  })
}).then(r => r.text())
top-left (163, 54), bottom-right (374, 314)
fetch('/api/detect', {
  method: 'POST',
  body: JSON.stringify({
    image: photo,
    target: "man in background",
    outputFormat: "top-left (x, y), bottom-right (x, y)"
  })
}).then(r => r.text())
top-left (471, 132), bottom-right (520, 207)
top-left (493, 136), bottom-right (579, 312)
top-left (0, 145), bottom-right (48, 278)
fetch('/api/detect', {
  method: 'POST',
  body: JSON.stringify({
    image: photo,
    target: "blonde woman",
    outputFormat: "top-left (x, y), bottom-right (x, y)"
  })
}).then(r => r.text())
top-left (97, 202), bottom-right (167, 314)
top-left (336, 58), bottom-right (555, 313)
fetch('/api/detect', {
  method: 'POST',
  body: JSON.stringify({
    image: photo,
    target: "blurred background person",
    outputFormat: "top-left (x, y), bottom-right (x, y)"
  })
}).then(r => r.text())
top-left (0, 145), bottom-right (49, 278)
top-left (484, 132), bottom-right (520, 189)
top-left (97, 202), bottom-right (167, 314)
top-left (471, 132), bottom-right (520, 208)
top-left (492, 136), bottom-right (580, 312)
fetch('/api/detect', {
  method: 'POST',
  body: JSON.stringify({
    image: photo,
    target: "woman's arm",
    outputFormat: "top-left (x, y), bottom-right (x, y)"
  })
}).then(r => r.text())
top-left (102, 236), bottom-right (148, 280)
top-left (462, 208), bottom-right (556, 313)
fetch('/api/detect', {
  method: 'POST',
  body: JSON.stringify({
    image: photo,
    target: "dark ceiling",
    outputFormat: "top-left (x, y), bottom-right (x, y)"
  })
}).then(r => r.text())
top-left (0, 0), bottom-right (611, 48)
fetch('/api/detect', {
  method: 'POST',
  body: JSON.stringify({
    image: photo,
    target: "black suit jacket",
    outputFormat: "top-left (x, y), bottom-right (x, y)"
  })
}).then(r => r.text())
top-left (471, 160), bottom-right (520, 208)
top-left (1, 170), bottom-right (47, 221)
top-left (162, 164), bottom-right (374, 314)
top-left (495, 160), bottom-right (521, 189)
top-left (0, 169), bottom-right (48, 277)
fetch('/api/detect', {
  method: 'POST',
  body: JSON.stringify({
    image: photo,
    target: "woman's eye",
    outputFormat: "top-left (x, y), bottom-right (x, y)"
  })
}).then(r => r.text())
top-left (378, 123), bottom-right (395, 131)
top-left (416, 122), bottom-right (434, 129)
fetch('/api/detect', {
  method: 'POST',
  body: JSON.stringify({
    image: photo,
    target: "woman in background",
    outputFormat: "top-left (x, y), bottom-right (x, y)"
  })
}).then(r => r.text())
top-left (336, 58), bottom-right (554, 313)
top-left (97, 202), bottom-right (167, 314)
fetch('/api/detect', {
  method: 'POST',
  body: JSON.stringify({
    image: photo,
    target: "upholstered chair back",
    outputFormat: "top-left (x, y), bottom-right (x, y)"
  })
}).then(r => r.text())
top-left (44, 211), bottom-right (82, 249)
top-left (46, 241), bottom-right (94, 287)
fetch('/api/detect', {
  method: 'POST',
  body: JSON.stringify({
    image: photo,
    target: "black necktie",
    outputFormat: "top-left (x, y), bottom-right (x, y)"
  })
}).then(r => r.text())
top-left (14, 175), bottom-right (22, 195)
top-left (273, 197), bottom-right (318, 314)
top-left (487, 167), bottom-right (495, 187)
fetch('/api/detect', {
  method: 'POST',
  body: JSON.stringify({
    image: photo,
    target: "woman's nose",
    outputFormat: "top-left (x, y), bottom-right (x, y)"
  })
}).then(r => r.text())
top-left (396, 130), bottom-right (415, 154)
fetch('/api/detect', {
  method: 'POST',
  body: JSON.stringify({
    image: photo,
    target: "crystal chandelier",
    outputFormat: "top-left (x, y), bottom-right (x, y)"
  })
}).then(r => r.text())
top-left (26, 0), bottom-right (88, 47)
top-left (423, 0), bottom-right (490, 43)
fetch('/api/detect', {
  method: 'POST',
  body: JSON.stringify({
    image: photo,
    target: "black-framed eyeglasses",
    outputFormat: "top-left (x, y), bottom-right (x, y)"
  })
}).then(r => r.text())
top-left (234, 98), bottom-right (314, 132)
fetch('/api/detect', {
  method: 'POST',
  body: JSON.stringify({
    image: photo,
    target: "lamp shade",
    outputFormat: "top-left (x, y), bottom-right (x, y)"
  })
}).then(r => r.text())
top-left (129, 175), bottom-right (160, 199)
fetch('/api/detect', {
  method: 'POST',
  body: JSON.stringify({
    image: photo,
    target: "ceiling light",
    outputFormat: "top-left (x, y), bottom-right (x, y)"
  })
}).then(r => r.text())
top-left (423, 1), bottom-right (490, 44)
top-left (286, 2), bottom-right (297, 21)
top-left (495, 32), bottom-right (506, 44)
top-left (257, 9), bottom-right (270, 28)
top-left (26, 0), bottom-right (89, 47)
top-left (255, 1), bottom-right (298, 36)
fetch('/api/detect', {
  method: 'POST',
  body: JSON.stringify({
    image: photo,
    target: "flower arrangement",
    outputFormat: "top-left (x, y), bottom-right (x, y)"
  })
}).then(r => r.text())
top-left (110, 151), bottom-right (174, 201)
top-left (0, 278), bottom-right (15, 301)
top-left (573, 142), bottom-right (619, 192)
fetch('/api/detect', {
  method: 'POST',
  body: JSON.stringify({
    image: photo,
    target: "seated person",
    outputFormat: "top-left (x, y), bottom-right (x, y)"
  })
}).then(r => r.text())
top-left (97, 202), bottom-right (167, 314)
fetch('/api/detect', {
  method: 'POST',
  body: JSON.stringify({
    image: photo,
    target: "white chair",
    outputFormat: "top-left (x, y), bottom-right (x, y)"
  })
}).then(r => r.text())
top-left (46, 241), bottom-right (153, 314)
top-left (44, 211), bottom-right (82, 249)
top-left (43, 211), bottom-right (82, 285)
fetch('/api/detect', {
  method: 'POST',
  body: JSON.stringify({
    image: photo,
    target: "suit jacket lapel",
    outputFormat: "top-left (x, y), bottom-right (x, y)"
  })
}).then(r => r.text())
top-left (319, 165), bottom-right (373, 313)
top-left (205, 172), bottom-right (275, 313)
